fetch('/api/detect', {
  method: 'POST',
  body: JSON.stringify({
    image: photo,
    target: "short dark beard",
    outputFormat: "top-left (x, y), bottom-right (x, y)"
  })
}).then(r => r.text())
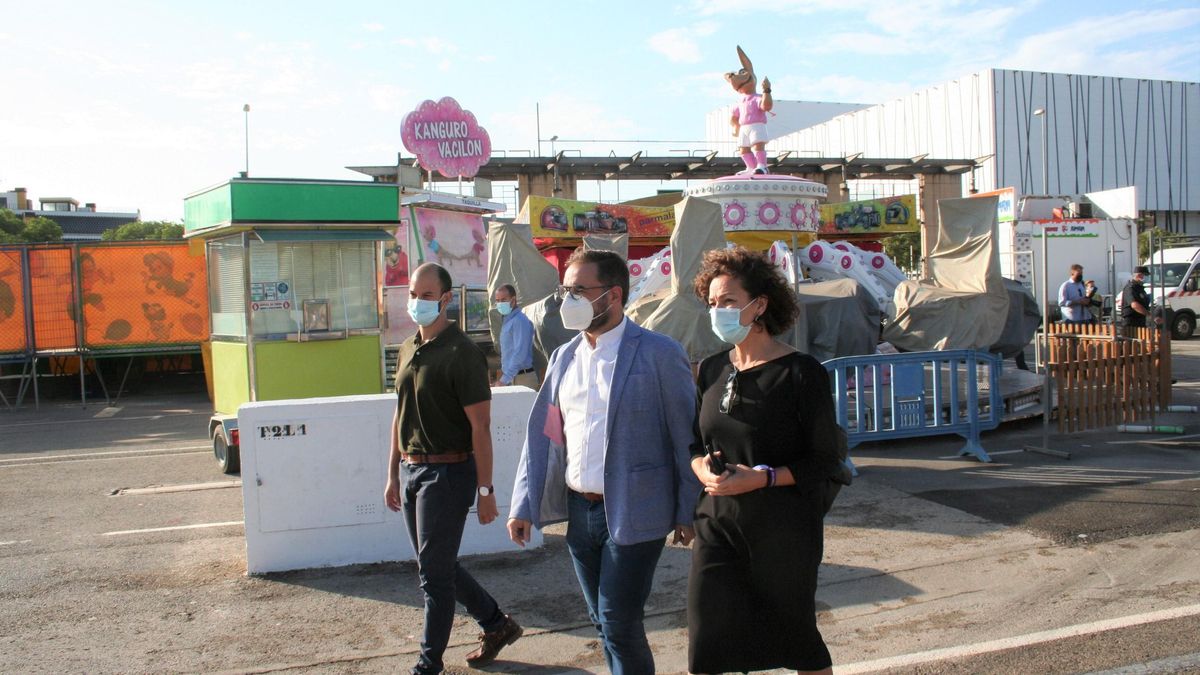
top-left (586, 296), bottom-right (615, 333)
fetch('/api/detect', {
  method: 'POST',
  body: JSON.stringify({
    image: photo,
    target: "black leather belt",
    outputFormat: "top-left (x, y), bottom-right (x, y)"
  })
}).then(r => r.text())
top-left (517, 368), bottom-right (535, 375)
top-left (402, 452), bottom-right (470, 464)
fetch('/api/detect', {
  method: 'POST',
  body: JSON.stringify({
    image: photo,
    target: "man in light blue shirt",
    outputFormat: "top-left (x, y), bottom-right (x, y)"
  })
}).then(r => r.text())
top-left (493, 284), bottom-right (537, 388)
top-left (1058, 263), bottom-right (1092, 323)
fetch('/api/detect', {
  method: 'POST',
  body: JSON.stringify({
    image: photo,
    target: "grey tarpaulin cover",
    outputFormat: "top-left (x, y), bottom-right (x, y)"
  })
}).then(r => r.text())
top-left (522, 293), bottom-right (578, 366)
top-left (636, 197), bottom-right (728, 362)
top-left (583, 233), bottom-right (629, 260)
top-left (990, 278), bottom-right (1040, 358)
top-left (789, 278), bottom-right (882, 362)
top-left (882, 196), bottom-right (1010, 351)
top-left (485, 221), bottom-right (562, 368)
top-left (624, 287), bottom-right (670, 326)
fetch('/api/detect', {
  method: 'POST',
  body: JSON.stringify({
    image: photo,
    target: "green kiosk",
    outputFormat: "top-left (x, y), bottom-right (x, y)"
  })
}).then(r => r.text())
top-left (185, 177), bottom-right (399, 473)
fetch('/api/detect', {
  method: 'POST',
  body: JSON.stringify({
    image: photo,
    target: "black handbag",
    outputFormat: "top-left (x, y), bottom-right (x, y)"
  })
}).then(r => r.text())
top-left (820, 425), bottom-right (852, 515)
top-left (788, 358), bottom-right (852, 515)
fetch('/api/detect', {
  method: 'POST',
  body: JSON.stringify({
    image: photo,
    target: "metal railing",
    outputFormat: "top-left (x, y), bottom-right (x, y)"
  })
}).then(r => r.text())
top-left (823, 349), bottom-right (1004, 473)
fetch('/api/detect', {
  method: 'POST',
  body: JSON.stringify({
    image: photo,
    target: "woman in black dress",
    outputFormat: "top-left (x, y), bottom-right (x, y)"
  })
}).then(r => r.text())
top-left (687, 247), bottom-right (842, 675)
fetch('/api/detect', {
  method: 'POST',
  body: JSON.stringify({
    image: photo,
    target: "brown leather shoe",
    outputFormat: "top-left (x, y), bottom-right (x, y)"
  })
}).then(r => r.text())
top-left (465, 614), bottom-right (522, 667)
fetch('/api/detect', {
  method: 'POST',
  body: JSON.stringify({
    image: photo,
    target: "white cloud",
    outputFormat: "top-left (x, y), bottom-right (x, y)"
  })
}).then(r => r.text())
top-left (1002, 8), bottom-right (1200, 79)
top-left (301, 91), bottom-right (344, 110)
top-left (362, 22), bottom-right (385, 32)
top-left (693, 0), bottom-right (818, 15)
top-left (666, 70), bottom-right (739, 100)
top-left (797, 32), bottom-right (916, 57)
top-left (648, 21), bottom-right (719, 64)
top-left (796, 0), bottom-right (1037, 60)
top-left (45, 45), bottom-right (146, 75)
top-left (165, 60), bottom-right (255, 101)
top-left (488, 95), bottom-right (642, 150)
top-left (791, 0), bottom-right (1197, 83)
top-left (392, 36), bottom-right (459, 55)
top-left (772, 73), bottom-right (914, 104)
top-left (258, 58), bottom-right (316, 97)
top-left (368, 84), bottom-right (411, 112)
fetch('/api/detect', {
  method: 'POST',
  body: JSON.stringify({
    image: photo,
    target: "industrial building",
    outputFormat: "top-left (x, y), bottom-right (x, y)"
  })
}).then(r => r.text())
top-left (741, 69), bottom-right (1199, 233)
top-left (0, 187), bottom-right (139, 241)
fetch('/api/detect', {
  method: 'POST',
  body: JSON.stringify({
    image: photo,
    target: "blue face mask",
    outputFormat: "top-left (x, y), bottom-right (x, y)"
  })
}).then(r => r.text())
top-left (495, 302), bottom-right (513, 316)
top-left (408, 297), bottom-right (443, 327)
top-left (709, 299), bottom-right (759, 345)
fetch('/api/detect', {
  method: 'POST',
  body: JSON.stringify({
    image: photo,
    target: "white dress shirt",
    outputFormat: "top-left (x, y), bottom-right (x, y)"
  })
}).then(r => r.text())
top-left (561, 317), bottom-right (628, 494)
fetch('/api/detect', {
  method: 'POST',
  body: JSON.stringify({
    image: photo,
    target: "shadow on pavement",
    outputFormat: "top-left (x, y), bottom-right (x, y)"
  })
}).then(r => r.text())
top-left (916, 478), bottom-right (1200, 545)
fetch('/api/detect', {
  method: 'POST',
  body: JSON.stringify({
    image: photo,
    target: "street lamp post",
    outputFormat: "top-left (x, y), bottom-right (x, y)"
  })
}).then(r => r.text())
top-left (1024, 106), bottom-right (1067, 459)
top-left (1033, 108), bottom-right (1047, 196)
top-left (243, 104), bottom-right (251, 177)
top-left (549, 135), bottom-right (560, 195)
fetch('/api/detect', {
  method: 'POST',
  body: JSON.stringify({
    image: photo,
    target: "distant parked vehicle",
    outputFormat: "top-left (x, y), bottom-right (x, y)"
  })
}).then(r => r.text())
top-left (1144, 246), bottom-right (1200, 340)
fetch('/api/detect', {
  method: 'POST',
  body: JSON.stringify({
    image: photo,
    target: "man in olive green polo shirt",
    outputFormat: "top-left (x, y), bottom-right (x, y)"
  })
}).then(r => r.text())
top-left (385, 263), bottom-right (521, 674)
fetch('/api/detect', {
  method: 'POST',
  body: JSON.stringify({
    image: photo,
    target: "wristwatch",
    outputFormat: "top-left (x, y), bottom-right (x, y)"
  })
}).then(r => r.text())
top-left (477, 485), bottom-right (494, 497)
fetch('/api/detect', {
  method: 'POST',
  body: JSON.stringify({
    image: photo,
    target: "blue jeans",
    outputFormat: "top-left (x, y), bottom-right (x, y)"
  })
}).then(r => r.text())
top-left (401, 458), bottom-right (506, 675)
top-left (565, 491), bottom-right (666, 675)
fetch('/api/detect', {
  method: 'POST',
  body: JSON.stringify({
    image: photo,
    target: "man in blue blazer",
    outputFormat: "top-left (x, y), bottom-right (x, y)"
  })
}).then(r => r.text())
top-left (508, 249), bottom-right (700, 675)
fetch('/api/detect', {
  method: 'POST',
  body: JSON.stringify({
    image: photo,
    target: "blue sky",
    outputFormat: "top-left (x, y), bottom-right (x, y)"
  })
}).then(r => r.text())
top-left (3, 0), bottom-right (1198, 220)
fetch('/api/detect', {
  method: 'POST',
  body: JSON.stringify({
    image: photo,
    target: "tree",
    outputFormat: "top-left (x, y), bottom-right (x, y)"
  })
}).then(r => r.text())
top-left (21, 216), bottom-right (63, 242)
top-left (881, 230), bottom-right (921, 274)
top-left (0, 209), bottom-right (63, 243)
top-left (1138, 227), bottom-right (1189, 262)
top-left (0, 207), bottom-right (24, 239)
top-left (101, 220), bottom-right (184, 241)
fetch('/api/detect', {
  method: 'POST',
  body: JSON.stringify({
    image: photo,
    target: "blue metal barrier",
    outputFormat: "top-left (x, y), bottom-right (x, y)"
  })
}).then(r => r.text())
top-left (823, 349), bottom-right (1003, 473)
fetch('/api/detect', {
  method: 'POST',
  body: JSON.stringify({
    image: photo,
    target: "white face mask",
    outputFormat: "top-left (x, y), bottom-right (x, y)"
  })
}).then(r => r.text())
top-left (561, 288), bottom-right (612, 331)
top-left (710, 298), bottom-right (758, 345)
top-left (407, 297), bottom-right (442, 327)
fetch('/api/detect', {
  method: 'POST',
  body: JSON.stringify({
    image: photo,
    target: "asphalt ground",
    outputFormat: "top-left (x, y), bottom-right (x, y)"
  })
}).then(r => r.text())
top-left (0, 341), bottom-right (1198, 673)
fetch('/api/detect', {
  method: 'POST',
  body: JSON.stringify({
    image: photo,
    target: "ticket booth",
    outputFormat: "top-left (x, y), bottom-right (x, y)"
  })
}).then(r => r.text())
top-left (185, 178), bottom-right (399, 472)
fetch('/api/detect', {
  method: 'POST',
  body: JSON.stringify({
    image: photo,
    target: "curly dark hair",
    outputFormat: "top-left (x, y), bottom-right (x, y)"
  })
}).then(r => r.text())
top-left (693, 247), bottom-right (799, 336)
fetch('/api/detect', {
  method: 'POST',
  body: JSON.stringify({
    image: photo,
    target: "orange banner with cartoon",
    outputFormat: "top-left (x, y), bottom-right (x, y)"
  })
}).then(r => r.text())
top-left (524, 196), bottom-right (675, 238)
top-left (79, 244), bottom-right (209, 348)
top-left (0, 248), bottom-right (27, 353)
top-left (29, 247), bottom-right (78, 351)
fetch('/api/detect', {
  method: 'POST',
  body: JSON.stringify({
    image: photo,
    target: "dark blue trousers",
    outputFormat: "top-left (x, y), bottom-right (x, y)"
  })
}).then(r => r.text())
top-left (401, 458), bottom-right (506, 675)
top-left (565, 491), bottom-right (666, 675)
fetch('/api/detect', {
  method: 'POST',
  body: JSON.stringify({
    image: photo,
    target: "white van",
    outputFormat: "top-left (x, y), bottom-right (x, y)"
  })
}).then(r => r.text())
top-left (1143, 246), bottom-right (1200, 340)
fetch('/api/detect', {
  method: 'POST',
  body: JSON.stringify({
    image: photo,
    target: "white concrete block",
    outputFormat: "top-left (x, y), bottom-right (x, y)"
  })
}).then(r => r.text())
top-left (238, 388), bottom-right (540, 574)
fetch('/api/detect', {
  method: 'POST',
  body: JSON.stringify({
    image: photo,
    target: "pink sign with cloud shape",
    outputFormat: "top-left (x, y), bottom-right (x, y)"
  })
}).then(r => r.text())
top-left (401, 97), bottom-right (492, 178)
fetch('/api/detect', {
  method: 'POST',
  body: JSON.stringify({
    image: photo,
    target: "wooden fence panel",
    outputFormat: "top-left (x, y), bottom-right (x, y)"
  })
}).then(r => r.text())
top-left (1047, 323), bottom-right (1170, 433)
